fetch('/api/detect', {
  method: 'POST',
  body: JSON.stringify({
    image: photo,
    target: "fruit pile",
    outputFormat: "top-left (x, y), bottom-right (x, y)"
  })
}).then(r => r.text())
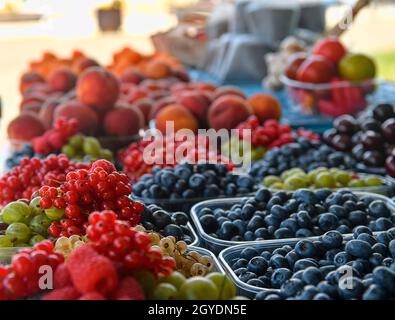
top-left (249, 229), bottom-right (395, 300)
top-left (263, 167), bottom-right (383, 191)
top-left (284, 37), bottom-right (376, 117)
top-left (132, 163), bottom-right (256, 202)
top-left (37, 160), bottom-right (144, 238)
top-left (249, 137), bottom-right (356, 178)
top-left (0, 154), bottom-right (89, 206)
top-left (323, 104), bottom-right (395, 177)
top-left (117, 135), bottom-right (232, 182)
top-left (140, 205), bottom-right (194, 244)
top-left (197, 188), bottom-right (395, 242)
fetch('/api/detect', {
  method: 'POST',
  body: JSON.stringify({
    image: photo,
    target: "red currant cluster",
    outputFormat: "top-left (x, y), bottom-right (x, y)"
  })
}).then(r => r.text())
top-left (0, 240), bottom-right (64, 300)
top-left (32, 117), bottom-right (79, 154)
top-left (237, 116), bottom-right (320, 148)
top-left (118, 135), bottom-right (232, 182)
top-left (0, 154), bottom-right (89, 206)
top-left (38, 160), bottom-right (144, 238)
top-left (87, 210), bottom-right (175, 277)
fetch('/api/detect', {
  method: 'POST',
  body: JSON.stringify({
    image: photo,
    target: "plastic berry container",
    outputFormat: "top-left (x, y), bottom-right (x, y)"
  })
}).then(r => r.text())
top-left (281, 75), bottom-right (376, 117)
top-left (264, 173), bottom-right (395, 197)
top-left (0, 247), bottom-right (27, 265)
top-left (187, 246), bottom-right (225, 275)
top-left (190, 192), bottom-right (395, 255)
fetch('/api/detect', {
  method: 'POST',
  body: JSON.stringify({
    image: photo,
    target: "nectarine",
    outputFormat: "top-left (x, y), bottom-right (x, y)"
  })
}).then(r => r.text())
top-left (156, 104), bottom-right (199, 134)
top-left (48, 68), bottom-right (77, 92)
top-left (104, 107), bottom-right (144, 137)
top-left (248, 93), bottom-right (282, 123)
top-left (8, 113), bottom-right (45, 141)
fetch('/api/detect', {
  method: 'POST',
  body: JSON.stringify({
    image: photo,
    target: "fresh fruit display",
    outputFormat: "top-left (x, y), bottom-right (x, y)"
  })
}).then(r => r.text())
top-left (132, 163), bottom-right (256, 203)
top-left (249, 137), bottom-right (356, 179)
top-left (61, 134), bottom-right (113, 162)
top-left (0, 154), bottom-right (89, 206)
top-left (195, 188), bottom-right (395, 242)
top-left (54, 235), bottom-right (86, 259)
top-left (283, 37), bottom-right (376, 117)
top-left (263, 167), bottom-right (384, 191)
top-left (0, 240), bottom-right (64, 300)
top-left (249, 229), bottom-right (395, 299)
top-left (117, 135), bottom-right (232, 182)
top-left (37, 160), bottom-right (144, 238)
top-left (323, 104), bottom-right (395, 177)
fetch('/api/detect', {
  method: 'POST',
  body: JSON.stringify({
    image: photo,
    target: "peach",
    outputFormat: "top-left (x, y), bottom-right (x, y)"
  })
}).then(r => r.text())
top-left (19, 71), bottom-right (45, 94)
top-left (208, 95), bottom-right (252, 130)
top-left (19, 94), bottom-right (46, 111)
top-left (177, 91), bottom-right (211, 124)
top-left (8, 112), bottom-right (45, 141)
top-left (39, 97), bottom-right (60, 129)
top-left (54, 100), bottom-right (99, 135)
top-left (72, 57), bottom-right (100, 75)
top-left (191, 82), bottom-right (217, 92)
top-left (149, 96), bottom-right (177, 120)
top-left (156, 104), bottom-right (199, 134)
top-left (123, 87), bottom-right (148, 104)
top-left (213, 86), bottom-right (246, 100)
top-left (22, 83), bottom-right (53, 97)
top-left (76, 67), bottom-right (120, 112)
top-left (131, 98), bottom-right (154, 125)
top-left (104, 106), bottom-right (144, 137)
top-left (143, 61), bottom-right (172, 80)
top-left (248, 93), bottom-right (282, 123)
top-left (171, 82), bottom-right (191, 94)
top-left (148, 90), bottom-right (170, 101)
top-left (120, 67), bottom-right (144, 84)
top-left (48, 68), bottom-right (77, 92)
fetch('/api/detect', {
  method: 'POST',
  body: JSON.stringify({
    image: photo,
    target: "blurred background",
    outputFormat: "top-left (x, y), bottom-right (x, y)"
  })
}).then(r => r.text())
top-left (1, 0), bottom-right (395, 140)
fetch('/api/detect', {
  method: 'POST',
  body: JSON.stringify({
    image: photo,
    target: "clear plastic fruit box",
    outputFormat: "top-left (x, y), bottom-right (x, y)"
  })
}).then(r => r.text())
top-left (264, 173), bottom-right (395, 197)
top-left (188, 245), bottom-right (225, 275)
top-left (0, 247), bottom-right (26, 265)
top-left (190, 192), bottom-right (395, 255)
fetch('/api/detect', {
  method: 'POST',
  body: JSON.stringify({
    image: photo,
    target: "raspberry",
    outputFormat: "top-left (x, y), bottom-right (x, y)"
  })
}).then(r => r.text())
top-left (91, 160), bottom-right (116, 174)
top-left (79, 292), bottom-right (106, 300)
top-left (67, 245), bottom-right (118, 295)
top-left (54, 263), bottom-right (72, 289)
top-left (112, 277), bottom-right (144, 300)
top-left (42, 286), bottom-right (80, 300)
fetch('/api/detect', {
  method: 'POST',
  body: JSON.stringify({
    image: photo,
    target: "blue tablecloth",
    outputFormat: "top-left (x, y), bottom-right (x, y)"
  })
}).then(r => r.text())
top-left (189, 69), bottom-right (395, 133)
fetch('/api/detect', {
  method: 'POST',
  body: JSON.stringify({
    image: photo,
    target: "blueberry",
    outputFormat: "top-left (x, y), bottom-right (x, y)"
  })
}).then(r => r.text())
top-left (369, 253), bottom-right (384, 268)
top-left (240, 247), bottom-right (259, 261)
top-left (387, 227), bottom-right (395, 238)
top-left (160, 171), bottom-right (177, 188)
top-left (264, 215), bottom-right (281, 228)
top-left (372, 243), bottom-right (387, 256)
top-left (234, 267), bottom-right (248, 276)
top-left (376, 232), bottom-right (392, 246)
top-left (357, 233), bottom-right (376, 246)
top-left (203, 184), bottom-right (221, 197)
top-left (315, 189), bottom-right (332, 201)
top-left (368, 200), bottom-right (391, 218)
top-left (372, 266), bottom-right (395, 293)
top-left (320, 265), bottom-right (336, 276)
top-left (326, 248), bottom-right (341, 261)
top-left (236, 175), bottom-right (255, 190)
top-left (270, 205), bottom-right (288, 220)
top-left (382, 257), bottom-right (393, 267)
top-left (349, 210), bottom-right (368, 226)
top-left (247, 257), bottom-right (268, 276)
top-left (231, 235), bottom-right (244, 241)
top-left (333, 251), bottom-right (351, 267)
top-left (225, 183), bottom-right (237, 196)
top-left (265, 294), bottom-right (282, 300)
top-left (313, 293), bottom-right (331, 300)
top-left (260, 251), bottom-right (271, 260)
top-left (255, 188), bottom-right (272, 202)
top-left (272, 248), bottom-right (288, 256)
top-left (188, 174), bottom-right (206, 191)
top-left (182, 189), bottom-right (196, 199)
top-left (295, 228), bottom-right (315, 238)
top-left (362, 284), bottom-right (388, 300)
top-left (239, 272), bottom-right (257, 283)
top-left (247, 279), bottom-right (265, 288)
top-left (244, 231), bottom-right (255, 241)
top-left (152, 210), bottom-right (172, 229)
top-left (353, 225), bottom-right (373, 238)
top-left (255, 290), bottom-right (281, 300)
top-left (218, 221), bottom-right (239, 240)
top-left (163, 224), bottom-right (184, 240)
top-left (247, 216), bottom-right (265, 231)
top-left (338, 277), bottom-right (365, 299)
top-left (273, 228), bottom-right (293, 239)
top-left (293, 189), bottom-right (319, 205)
top-left (295, 240), bottom-right (317, 258)
top-left (280, 218), bottom-right (298, 233)
top-left (318, 213), bottom-right (339, 232)
top-left (296, 211), bottom-right (312, 228)
top-left (172, 212), bottom-right (189, 226)
top-left (271, 268), bottom-right (292, 289)
top-left (285, 251), bottom-right (299, 268)
top-left (267, 196), bottom-right (283, 210)
top-left (297, 285), bottom-right (319, 300)
top-left (241, 204), bottom-right (255, 220)
top-left (325, 270), bottom-right (341, 285)
top-left (352, 259), bottom-right (370, 274)
top-left (174, 166), bottom-right (192, 180)
top-left (294, 259), bottom-right (319, 272)
top-left (345, 240), bottom-right (372, 259)
top-left (375, 217), bottom-right (393, 231)
top-left (254, 228), bottom-right (270, 239)
top-left (336, 225), bottom-right (351, 234)
top-left (389, 240), bottom-right (395, 258)
top-left (233, 219), bottom-right (246, 235)
top-left (302, 267), bottom-right (322, 286)
top-left (217, 217), bottom-right (230, 226)
top-left (321, 230), bottom-right (343, 249)
top-left (269, 254), bottom-right (289, 269)
top-left (280, 278), bottom-right (304, 297)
